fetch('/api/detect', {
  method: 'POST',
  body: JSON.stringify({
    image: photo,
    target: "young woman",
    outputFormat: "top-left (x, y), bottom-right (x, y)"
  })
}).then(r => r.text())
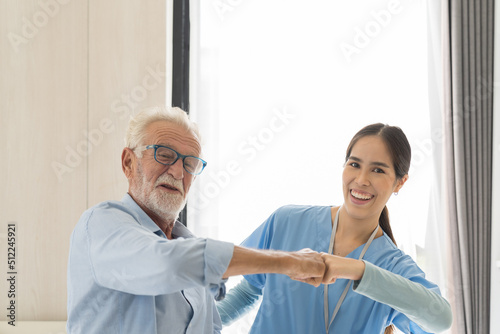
top-left (217, 124), bottom-right (452, 334)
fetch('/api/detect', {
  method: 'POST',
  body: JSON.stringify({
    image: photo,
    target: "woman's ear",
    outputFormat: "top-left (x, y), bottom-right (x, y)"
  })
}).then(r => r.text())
top-left (394, 174), bottom-right (409, 193)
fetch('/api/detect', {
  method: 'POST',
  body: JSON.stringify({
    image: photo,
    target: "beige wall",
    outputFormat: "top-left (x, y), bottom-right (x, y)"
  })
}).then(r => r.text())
top-left (0, 0), bottom-right (170, 321)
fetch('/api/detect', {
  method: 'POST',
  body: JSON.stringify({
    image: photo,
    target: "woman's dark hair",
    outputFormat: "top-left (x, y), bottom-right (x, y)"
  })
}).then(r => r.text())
top-left (344, 123), bottom-right (411, 245)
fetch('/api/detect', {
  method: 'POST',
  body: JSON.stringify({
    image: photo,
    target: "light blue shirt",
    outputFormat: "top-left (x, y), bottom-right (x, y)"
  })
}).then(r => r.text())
top-left (67, 194), bottom-right (234, 334)
top-left (232, 205), bottom-right (451, 334)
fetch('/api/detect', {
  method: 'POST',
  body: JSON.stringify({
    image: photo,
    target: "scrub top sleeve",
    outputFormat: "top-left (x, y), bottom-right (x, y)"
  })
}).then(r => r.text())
top-left (241, 206), bottom-right (287, 249)
top-left (353, 261), bottom-right (452, 333)
top-left (241, 206), bottom-right (287, 289)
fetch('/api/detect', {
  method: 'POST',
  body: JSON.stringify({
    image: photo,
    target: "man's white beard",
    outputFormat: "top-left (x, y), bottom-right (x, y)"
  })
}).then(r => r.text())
top-left (133, 162), bottom-right (187, 222)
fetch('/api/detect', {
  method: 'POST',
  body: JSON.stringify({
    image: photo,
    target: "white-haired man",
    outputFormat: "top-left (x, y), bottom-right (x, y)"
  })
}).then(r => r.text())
top-left (67, 106), bottom-right (325, 334)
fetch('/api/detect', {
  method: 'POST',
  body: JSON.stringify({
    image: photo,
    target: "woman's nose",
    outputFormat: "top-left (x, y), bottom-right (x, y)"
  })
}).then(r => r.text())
top-left (354, 169), bottom-right (370, 186)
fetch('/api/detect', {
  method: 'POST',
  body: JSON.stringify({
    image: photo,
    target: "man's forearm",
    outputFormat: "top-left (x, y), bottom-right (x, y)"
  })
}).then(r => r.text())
top-left (222, 246), bottom-right (325, 287)
top-left (223, 246), bottom-right (287, 277)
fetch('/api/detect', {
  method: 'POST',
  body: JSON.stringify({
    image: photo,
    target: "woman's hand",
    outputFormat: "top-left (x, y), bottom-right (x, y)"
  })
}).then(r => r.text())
top-left (320, 253), bottom-right (366, 284)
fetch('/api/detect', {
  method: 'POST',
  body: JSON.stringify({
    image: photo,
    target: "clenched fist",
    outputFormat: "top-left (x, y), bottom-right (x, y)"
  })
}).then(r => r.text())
top-left (320, 253), bottom-right (366, 285)
top-left (285, 248), bottom-right (326, 287)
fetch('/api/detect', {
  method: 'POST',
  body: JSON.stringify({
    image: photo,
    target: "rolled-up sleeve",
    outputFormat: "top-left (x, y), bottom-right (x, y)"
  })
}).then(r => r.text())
top-left (205, 238), bottom-right (234, 284)
top-left (83, 203), bottom-right (234, 296)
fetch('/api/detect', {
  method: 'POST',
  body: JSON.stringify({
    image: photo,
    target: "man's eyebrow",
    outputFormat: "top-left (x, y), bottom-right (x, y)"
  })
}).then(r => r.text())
top-left (348, 156), bottom-right (391, 168)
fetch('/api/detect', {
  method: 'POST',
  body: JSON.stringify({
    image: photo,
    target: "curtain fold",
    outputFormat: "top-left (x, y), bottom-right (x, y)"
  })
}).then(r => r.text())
top-left (441, 0), bottom-right (495, 333)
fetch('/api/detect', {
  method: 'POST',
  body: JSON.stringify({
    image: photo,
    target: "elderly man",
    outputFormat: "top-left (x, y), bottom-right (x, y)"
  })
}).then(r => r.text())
top-left (67, 106), bottom-right (325, 334)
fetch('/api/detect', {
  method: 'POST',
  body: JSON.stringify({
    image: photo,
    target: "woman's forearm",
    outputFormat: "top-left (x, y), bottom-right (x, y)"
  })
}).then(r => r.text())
top-left (353, 261), bottom-right (452, 332)
top-left (321, 254), bottom-right (452, 332)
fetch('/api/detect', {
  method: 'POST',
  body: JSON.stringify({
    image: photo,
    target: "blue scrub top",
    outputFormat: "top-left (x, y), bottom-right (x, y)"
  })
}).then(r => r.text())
top-left (242, 205), bottom-right (441, 334)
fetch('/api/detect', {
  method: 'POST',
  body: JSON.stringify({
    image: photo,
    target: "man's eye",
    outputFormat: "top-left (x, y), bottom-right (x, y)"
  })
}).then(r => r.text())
top-left (159, 153), bottom-right (175, 160)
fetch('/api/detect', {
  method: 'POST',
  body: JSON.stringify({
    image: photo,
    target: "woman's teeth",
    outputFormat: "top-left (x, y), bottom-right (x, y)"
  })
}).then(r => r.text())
top-left (351, 190), bottom-right (373, 200)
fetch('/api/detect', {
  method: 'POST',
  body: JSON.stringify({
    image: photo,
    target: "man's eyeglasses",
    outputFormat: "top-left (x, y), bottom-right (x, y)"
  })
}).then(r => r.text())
top-left (135, 145), bottom-right (207, 175)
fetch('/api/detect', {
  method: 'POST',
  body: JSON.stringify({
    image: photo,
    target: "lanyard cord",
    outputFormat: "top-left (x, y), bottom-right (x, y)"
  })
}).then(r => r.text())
top-left (323, 207), bottom-right (380, 333)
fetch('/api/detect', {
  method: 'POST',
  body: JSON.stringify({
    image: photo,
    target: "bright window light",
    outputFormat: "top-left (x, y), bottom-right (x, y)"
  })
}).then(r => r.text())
top-left (189, 1), bottom-right (437, 333)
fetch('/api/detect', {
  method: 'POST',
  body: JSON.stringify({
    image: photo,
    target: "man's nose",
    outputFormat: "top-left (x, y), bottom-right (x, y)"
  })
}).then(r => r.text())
top-left (168, 158), bottom-right (185, 179)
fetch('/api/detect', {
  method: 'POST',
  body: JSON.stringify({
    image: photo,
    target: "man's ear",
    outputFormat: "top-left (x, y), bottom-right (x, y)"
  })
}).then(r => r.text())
top-left (394, 174), bottom-right (409, 193)
top-left (122, 148), bottom-right (136, 179)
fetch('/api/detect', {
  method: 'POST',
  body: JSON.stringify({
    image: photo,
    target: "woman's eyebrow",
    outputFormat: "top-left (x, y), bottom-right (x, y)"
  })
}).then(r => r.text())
top-left (349, 156), bottom-right (391, 168)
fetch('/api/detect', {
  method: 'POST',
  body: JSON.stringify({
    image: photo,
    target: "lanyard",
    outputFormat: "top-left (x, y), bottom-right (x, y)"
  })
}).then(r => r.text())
top-left (323, 207), bottom-right (379, 333)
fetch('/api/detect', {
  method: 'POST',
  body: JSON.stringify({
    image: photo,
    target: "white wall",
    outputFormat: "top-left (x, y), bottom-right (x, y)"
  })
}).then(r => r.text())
top-left (0, 0), bottom-right (170, 321)
top-left (491, 2), bottom-right (500, 330)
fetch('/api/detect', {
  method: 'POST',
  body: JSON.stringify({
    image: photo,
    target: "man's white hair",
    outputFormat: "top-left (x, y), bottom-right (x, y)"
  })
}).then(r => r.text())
top-left (125, 106), bottom-right (201, 157)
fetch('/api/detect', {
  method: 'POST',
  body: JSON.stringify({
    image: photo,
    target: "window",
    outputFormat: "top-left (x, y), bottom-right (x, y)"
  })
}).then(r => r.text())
top-left (189, 1), bottom-right (444, 332)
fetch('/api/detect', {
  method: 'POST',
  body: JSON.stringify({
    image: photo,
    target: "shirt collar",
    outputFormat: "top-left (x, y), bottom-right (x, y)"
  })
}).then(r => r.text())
top-left (122, 193), bottom-right (162, 235)
top-left (121, 193), bottom-right (195, 239)
top-left (172, 220), bottom-right (195, 239)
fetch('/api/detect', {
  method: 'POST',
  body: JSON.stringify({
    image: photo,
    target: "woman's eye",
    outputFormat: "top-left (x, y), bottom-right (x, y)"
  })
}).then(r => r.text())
top-left (373, 168), bottom-right (385, 173)
top-left (349, 162), bottom-right (359, 168)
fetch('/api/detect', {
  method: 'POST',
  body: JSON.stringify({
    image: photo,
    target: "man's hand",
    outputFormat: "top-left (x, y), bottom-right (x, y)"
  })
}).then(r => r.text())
top-left (285, 248), bottom-right (326, 287)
